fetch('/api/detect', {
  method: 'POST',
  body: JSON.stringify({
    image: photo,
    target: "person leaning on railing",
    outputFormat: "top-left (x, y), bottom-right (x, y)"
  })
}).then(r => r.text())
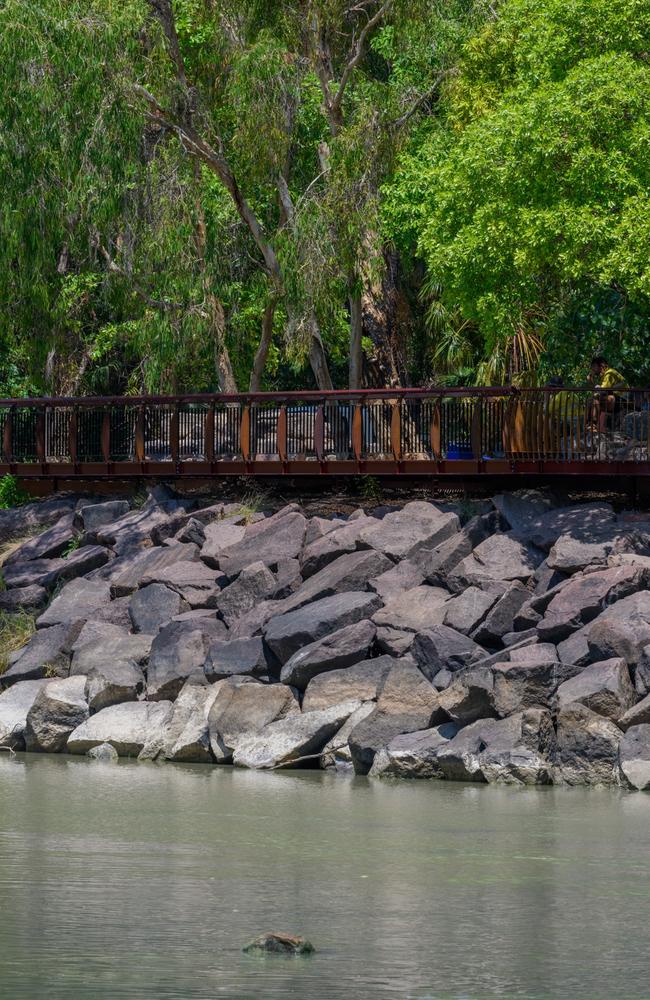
top-left (587, 355), bottom-right (628, 432)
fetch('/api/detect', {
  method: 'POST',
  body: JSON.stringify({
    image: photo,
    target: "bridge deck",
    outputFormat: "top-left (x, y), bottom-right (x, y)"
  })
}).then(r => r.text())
top-left (0, 388), bottom-right (648, 479)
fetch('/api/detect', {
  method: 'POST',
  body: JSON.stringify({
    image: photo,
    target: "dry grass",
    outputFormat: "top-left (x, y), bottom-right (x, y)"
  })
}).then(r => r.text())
top-left (0, 610), bottom-right (36, 675)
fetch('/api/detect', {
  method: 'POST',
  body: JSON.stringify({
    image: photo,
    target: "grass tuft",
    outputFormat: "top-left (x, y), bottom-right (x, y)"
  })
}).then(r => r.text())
top-left (0, 610), bottom-right (36, 675)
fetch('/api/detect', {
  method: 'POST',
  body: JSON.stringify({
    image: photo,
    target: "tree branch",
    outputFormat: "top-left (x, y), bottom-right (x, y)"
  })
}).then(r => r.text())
top-left (389, 69), bottom-right (454, 130)
top-left (330, 0), bottom-right (392, 126)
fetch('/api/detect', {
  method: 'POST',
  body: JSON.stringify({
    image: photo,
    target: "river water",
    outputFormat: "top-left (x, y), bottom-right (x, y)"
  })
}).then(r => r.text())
top-left (0, 755), bottom-right (648, 1000)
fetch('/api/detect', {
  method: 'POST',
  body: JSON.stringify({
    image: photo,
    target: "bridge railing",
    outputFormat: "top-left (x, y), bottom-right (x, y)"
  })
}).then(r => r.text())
top-left (0, 387), bottom-right (648, 473)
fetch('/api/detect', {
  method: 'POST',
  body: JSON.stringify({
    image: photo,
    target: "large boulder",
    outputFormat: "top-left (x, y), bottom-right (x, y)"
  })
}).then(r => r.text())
top-left (437, 667), bottom-right (497, 726)
top-left (4, 513), bottom-right (76, 564)
top-left (302, 655), bottom-right (394, 712)
top-left (471, 582), bottom-right (530, 646)
top-left (277, 549), bottom-right (392, 615)
top-left (500, 499), bottom-right (615, 550)
top-left (347, 660), bottom-right (442, 774)
top-left (147, 618), bottom-right (226, 700)
top-left (371, 586), bottom-right (449, 633)
top-left (412, 513), bottom-right (498, 585)
top-left (412, 626), bottom-right (484, 683)
top-left (491, 657), bottom-right (581, 717)
top-left (320, 702), bottom-right (377, 770)
top-left (546, 525), bottom-right (650, 574)
top-left (232, 700), bottom-right (360, 769)
top-left (0, 680), bottom-right (48, 748)
top-left (215, 562), bottom-right (276, 626)
top-left (0, 585), bottom-right (48, 613)
top-left (76, 500), bottom-right (130, 537)
top-left (96, 505), bottom-right (185, 554)
top-left (24, 676), bottom-right (88, 753)
top-left (204, 636), bottom-right (268, 681)
top-left (369, 560), bottom-right (424, 602)
top-left (67, 701), bottom-right (173, 756)
top-left (355, 502), bottom-right (459, 560)
top-left (218, 512), bottom-right (307, 577)
top-left (3, 545), bottom-right (110, 591)
top-left (2, 622), bottom-right (81, 685)
top-left (71, 627), bottom-right (152, 675)
top-left (208, 679), bottom-right (301, 762)
top-left (537, 565), bottom-right (643, 641)
top-left (158, 680), bottom-right (224, 763)
top-left (555, 658), bottom-right (636, 721)
top-left (442, 587), bottom-right (501, 636)
top-left (0, 496), bottom-right (77, 545)
top-left (586, 593), bottom-right (650, 666)
top-left (36, 579), bottom-right (112, 630)
top-left (449, 533), bottom-right (544, 590)
top-left (619, 692), bottom-right (650, 731)
top-left (263, 591), bottom-right (382, 664)
top-left (85, 660), bottom-right (145, 713)
top-left (140, 560), bottom-right (223, 608)
top-left (199, 521), bottom-right (246, 568)
top-left (128, 583), bottom-right (187, 634)
top-left (553, 704), bottom-right (621, 785)
top-left (280, 620), bottom-right (376, 690)
top-left (431, 709), bottom-right (554, 784)
top-left (300, 516), bottom-right (376, 577)
top-left (369, 722), bottom-right (459, 778)
top-left (375, 626), bottom-right (415, 657)
top-left (618, 724), bottom-right (650, 791)
top-left (104, 543), bottom-right (200, 598)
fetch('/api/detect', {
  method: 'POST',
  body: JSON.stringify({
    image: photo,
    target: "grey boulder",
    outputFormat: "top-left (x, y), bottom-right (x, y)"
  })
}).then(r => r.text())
top-left (24, 676), bottom-right (88, 753)
top-left (412, 626), bottom-right (484, 682)
top-left (208, 679), bottom-right (300, 762)
top-left (371, 586), bottom-right (449, 633)
top-left (0, 680), bottom-right (48, 748)
top-left (280, 619), bottom-right (377, 690)
top-left (233, 700), bottom-right (360, 770)
top-left (355, 501), bottom-right (459, 560)
top-left (555, 658), bottom-right (636, 721)
top-left (205, 636), bottom-right (268, 681)
top-left (618, 724), bottom-right (650, 791)
top-left (36, 579), bottom-right (111, 629)
top-left (67, 701), bottom-right (173, 756)
top-left (129, 584), bottom-right (187, 634)
top-left (264, 591), bottom-right (382, 664)
top-left (553, 704), bottom-right (621, 785)
top-left (85, 661), bottom-right (145, 713)
top-left (302, 655), bottom-right (394, 712)
top-left (369, 722), bottom-right (459, 778)
top-left (147, 618), bottom-right (226, 700)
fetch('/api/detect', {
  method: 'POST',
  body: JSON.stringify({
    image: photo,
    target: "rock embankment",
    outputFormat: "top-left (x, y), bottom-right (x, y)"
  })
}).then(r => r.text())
top-left (2, 486), bottom-right (650, 789)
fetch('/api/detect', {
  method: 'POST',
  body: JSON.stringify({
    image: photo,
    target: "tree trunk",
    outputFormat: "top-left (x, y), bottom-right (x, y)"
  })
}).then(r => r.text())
top-left (309, 318), bottom-right (334, 390)
top-left (361, 248), bottom-right (406, 387)
top-left (249, 298), bottom-right (276, 392)
top-left (349, 286), bottom-right (363, 389)
top-left (207, 293), bottom-right (237, 392)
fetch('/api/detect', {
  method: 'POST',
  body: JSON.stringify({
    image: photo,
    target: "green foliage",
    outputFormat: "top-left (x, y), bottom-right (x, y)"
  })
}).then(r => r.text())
top-left (0, 610), bottom-right (35, 675)
top-left (0, 476), bottom-right (30, 510)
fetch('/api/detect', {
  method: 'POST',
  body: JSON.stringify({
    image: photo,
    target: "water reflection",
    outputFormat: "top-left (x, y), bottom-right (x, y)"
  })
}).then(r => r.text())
top-left (1, 755), bottom-right (649, 998)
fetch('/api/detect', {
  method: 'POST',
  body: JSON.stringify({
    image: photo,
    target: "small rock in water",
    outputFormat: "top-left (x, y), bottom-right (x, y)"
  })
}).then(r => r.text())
top-left (87, 742), bottom-right (119, 763)
top-left (242, 932), bottom-right (315, 956)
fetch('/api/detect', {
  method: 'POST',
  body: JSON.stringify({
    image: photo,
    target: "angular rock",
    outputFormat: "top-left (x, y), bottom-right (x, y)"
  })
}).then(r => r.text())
top-left (537, 565), bottom-right (643, 642)
top-left (147, 618), bottom-right (226, 701)
top-left (586, 592), bottom-right (650, 666)
top-left (175, 517), bottom-right (206, 546)
top-left (2, 622), bottom-right (81, 685)
top-left (348, 660), bottom-right (441, 774)
top-left (218, 513), bottom-right (307, 577)
top-left (300, 516), bottom-right (375, 577)
top-left (431, 710), bottom-right (554, 784)
top-left (228, 600), bottom-right (284, 639)
top-left (205, 636), bottom-right (268, 681)
top-left (508, 642), bottom-right (558, 663)
top-left (0, 680), bottom-right (48, 748)
top-left (412, 512), bottom-right (498, 584)
top-left (492, 659), bottom-right (582, 717)
top-left (233, 700), bottom-right (359, 769)
top-left (442, 587), bottom-right (500, 636)
top-left (36, 579), bottom-right (112, 629)
top-left (371, 586), bottom-right (449, 633)
top-left (215, 562), bottom-right (276, 626)
top-left (449, 533), bottom-right (544, 590)
top-left (208, 679), bottom-right (301, 762)
top-left (199, 521), bottom-right (247, 569)
top-left (320, 702), bottom-right (376, 770)
top-left (140, 560), bottom-right (223, 608)
top-left (264, 591), bottom-right (382, 664)
top-left (302, 655), bottom-right (394, 712)
top-left (106, 544), bottom-right (200, 598)
top-left (93, 596), bottom-right (133, 631)
top-left (375, 626), bottom-right (415, 657)
top-left (3, 545), bottom-right (110, 591)
top-left (71, 630), bottom-right (152, 675)
top-left (619, 692), bottom-right (650, 731)
top-left (471, 582), bottom-right (530, 646)
top-left (67, 701), bottom-right (173, 756)
top-left (0, 496), bottom-right (77, 545)
top-left (438, 667), bottom-right (496, 726)
top-left (277, 549), bottom-right (392, 616)
top-left (0, 585), bottom-right (48, 613)
top-left (129, 583), bottom-right (186, 634)
top-left (96, 506), bottom-right (182, 554)
top-left (554, 704), bottom-right (621, 785)
top-left (504, 500), bottom-right (615, 551)
top-left (555, 658), bottom-right (636, 721)
top-left (271, 559), bottom-right (303, 599)
top-left (368, 560), bottom-right (424, 602)
top-left (164, 681), bottom-right (224, 763)
top-left (304, 516), bottom-right (345, 547)
top-left (618, 724), bottom-right (650, 791)
top-left (24, 676), bottom-right (88, 752)
top-left (77, 500), bottom-right (130, 536)
top-left (280, 620), bottom-right (376, 690)
top-left (557, 627), bottom-right (592, 668)
top-left (356, 501), bottom-right (459, 560)
top-left (369, 722), bottom-right (459, 778)
top-left (412, 626), bottom-right (484, 682)
top-left (85, 661), bottom-right (145, 713)
top-left (4, 513), bottom-right (76, 564)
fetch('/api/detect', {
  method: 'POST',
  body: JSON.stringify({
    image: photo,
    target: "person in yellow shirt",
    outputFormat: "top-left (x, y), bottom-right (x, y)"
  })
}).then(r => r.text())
top-left (587, 355), bottom-right (628, 431)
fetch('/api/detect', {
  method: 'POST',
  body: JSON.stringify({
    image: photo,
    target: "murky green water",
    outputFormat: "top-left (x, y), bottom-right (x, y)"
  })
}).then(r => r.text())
top-left (0, 755), bottom-right (648, 999)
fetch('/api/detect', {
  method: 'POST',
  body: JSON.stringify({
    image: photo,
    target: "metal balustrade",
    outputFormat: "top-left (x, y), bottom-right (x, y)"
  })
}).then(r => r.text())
top-left (0, 387), bottom-right (648, 478)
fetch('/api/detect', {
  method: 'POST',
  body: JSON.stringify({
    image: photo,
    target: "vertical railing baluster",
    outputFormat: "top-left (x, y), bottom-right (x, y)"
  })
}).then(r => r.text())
top-left (3, 406), bottom-right (13, 464)
top-left (69, 406), bottom-right (78, 465)
top-left (205, 403), bottom-right (215, 462)
top-left (36, 408), bottom-right (46, 464)
top-left (170, 402), bottom-right (180, 464)
top-left (314, 404), bottom-right (325, 462)
top-left (240, 402), bottom-right (251, 462)
top-left (390, 401), bottom-right (401, 462)
top-left (352, 401), bottom-right (363, 462)
top-left (277, 405), bottom-right (287, 463)
top-left (101, 408), bottom-right (111, 464)
top-left (135, 405), bottom-right (145, 463)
